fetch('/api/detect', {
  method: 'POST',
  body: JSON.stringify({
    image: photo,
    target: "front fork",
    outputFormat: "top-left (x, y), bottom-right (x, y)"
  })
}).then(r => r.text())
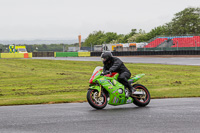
top-left (89, 85), bottom-right (103, 99)
top-left (98, 85), bottom-right (102, 97)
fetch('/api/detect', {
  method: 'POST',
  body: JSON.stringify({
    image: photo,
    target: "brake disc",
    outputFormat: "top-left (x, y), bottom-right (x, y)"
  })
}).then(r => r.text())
top-left (93, 92), bottom-right (103, 103)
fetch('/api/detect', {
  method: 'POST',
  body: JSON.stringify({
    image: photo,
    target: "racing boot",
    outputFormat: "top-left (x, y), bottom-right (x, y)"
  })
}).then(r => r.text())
top-left (129, 87), bottom-right (136, 97)
top-left (125, 89), bottom-right (129, 98)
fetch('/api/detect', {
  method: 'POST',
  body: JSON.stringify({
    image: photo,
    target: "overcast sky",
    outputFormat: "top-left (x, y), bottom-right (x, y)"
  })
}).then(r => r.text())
top-left (0, 0), bottom-right (199, 40)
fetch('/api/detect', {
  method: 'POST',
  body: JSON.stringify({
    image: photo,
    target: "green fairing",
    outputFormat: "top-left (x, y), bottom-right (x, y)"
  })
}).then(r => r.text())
top-left (113, 73), bottom-right (119, 80)
top-left (89, 85), bottom-right (101, 92)
top-left (89, 69), bottom-right (144, 106)
top-left (129, 74), bottom-right (145, 83)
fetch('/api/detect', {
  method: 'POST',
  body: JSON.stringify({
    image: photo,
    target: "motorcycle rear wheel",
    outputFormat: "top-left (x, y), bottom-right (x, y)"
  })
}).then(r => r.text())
top-left (87, 89), bottom-right (107, 109)
top-left (132, 84), bottom-right (150, 107)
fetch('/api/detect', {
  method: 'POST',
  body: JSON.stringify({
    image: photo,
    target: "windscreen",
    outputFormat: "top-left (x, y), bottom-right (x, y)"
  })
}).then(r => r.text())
top-left (92, 66), bottom-right (103, 75)
top-left (89, 66), bottom-right (103, 84)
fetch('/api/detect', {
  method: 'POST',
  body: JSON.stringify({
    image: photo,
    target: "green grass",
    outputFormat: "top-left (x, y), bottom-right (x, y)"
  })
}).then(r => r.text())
top-left (0, 59), bottom-right (200, 106)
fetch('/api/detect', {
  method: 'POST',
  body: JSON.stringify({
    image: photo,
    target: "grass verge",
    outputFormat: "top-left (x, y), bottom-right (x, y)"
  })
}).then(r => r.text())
top-left (0, 59), bottom-right (200, 106)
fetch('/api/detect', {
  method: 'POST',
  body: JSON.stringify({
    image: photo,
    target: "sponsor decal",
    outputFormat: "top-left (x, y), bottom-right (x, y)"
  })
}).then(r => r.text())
top-left (108, 86), bottom-right (113, 89)
top-left (104, 84), bottom-right (111, 86)
top-left (113, 97), bottom-right (117, 103)
top-left (111, 97), bottom-right (114, 103)
top-left (112, 80), bottom-right (117, 85)
top-left (116, 98), bottom-right (119, 103)
top-left (112, 90), bottom-right (118, 94)
top-left (121, 99), bottom-right (124, 103)
top-left (126, 99), bottom-right (132, 104)
top-left (99, 78), bottom-right (107, 83)
top-left (95, 73), bottom-right (100, 77)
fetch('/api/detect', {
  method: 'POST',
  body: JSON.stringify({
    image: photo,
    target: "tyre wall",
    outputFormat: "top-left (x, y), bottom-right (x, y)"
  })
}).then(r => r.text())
top-left (32, 52), bottom-right (54, 57)
top-left (90, 50), bottom-right (200, 56)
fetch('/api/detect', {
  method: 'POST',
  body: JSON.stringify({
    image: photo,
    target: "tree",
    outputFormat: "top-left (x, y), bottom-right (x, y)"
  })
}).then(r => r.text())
top-left (83, 31), bottom-right (123, 46)
top-left (83, 31), bottom-right (105, 46)
top-left (169, 7), bottom-right (200, 35)
top-left (121, 29), bottom-right (137, 43)
top-left (127, 29), bottom-right (146, 42)
top-left (82, 7), bottom-right (200, 45)
top-left (104, 32), bottom-right (119, 43)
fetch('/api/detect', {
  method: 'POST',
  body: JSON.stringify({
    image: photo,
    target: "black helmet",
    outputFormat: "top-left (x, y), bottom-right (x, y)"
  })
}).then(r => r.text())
top-left (101, 52), bottom-right (113, 63)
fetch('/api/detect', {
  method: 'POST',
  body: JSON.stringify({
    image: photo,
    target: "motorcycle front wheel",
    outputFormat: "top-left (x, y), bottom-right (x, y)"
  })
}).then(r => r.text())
top-left (132, 84), bottom-right (150, 107)
top-left (87, 89), bottom-right (107, 109)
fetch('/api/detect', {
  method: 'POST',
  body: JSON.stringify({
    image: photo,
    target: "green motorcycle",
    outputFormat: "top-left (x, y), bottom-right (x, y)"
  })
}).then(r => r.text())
top-left (87, 66), bottom-right (150, 109)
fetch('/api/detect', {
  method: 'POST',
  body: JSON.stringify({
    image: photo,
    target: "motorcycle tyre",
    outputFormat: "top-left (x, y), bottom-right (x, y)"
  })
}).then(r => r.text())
top-left (132, 84), bottom-right (150, 107)
top-left (87, 89), bottom-right (107, 109)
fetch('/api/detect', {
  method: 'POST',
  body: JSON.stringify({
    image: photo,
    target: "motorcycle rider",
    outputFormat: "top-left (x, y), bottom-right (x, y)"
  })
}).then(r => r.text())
top-left (101, 52), bottom-right (136, 97)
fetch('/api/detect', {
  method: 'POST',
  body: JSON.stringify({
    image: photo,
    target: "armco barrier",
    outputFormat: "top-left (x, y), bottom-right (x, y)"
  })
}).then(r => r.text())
top-left (56, 52), bottom-right (78, 57)
top-left (78, 52), bottom-right (91, 57)
top-left (0, 53), bottom-right (32, 58)
top-left (32, 52), bottom-right (54, 57)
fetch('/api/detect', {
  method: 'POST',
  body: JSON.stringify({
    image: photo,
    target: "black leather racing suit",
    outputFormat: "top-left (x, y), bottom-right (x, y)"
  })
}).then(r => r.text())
top-left (103, 57), bottom-right (133, 91)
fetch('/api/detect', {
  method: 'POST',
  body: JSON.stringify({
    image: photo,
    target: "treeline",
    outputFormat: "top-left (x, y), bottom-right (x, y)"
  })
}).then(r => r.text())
top-left (83, 7), bottom-right (200, 46)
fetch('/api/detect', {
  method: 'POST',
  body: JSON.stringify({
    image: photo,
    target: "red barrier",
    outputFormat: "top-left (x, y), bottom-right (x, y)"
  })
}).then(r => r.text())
top-left (24, 53), bottom-right (29, 58)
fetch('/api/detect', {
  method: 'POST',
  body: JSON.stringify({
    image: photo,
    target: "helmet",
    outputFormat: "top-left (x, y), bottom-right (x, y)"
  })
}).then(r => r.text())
top-left (101, 52), bottom-right (113, 63)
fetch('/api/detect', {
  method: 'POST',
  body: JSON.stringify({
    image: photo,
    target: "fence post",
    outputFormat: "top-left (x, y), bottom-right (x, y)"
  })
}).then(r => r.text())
top-left (195, 40), bottom-right (197, 50)
top-left (177, 40), bottom-right (178, 51)
top-left (63, 44), bottom-right (65, 52)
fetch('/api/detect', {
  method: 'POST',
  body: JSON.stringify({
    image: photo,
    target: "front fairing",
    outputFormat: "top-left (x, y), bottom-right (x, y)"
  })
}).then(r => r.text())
top-left (89, 85), bottom-right (101, 92)
top-left (89, 66), bottom-right (103, 84)
top-left (96, 76), bottom-right (129, 105)
top-left (91, 71), bottom-right (101, 83)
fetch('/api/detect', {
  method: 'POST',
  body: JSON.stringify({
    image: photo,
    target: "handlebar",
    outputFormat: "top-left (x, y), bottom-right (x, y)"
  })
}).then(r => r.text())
top-left (101, 72), bottom-right (113, 76)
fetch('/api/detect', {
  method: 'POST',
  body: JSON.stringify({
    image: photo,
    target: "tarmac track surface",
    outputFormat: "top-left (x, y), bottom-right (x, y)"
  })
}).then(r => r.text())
top-left (2, 56), bottom-right (199, 132)
top-left (0, 98), bottom-right (200, 133)
top-left (32, 56), bottom-right (200, 66)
